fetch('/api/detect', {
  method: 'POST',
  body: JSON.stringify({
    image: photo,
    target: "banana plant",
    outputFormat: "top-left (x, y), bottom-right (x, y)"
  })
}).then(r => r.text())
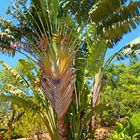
top-left (0, 60), bottom-right (59, 140)
top-left (62, 0), bottom-right (140, 46)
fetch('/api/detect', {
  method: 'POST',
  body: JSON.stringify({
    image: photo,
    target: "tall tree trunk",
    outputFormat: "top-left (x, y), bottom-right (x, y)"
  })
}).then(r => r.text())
top-left (36, 133), bottom-right (42, 140)
top-left (89, 68), bottom-right (104, 130)
top-left (7, 108), bottom-right (15, 140)
top-left (7, 125), bottom-right (12, 140)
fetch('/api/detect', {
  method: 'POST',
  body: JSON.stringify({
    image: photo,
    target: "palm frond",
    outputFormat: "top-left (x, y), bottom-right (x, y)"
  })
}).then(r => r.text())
top-left (116, 37), bottom-right (140, 60)
top-left (0, 61), bottom-right (29, 87)
top-left (60, 0), bottom-right (95, 24)
top-left (89, 1), bottom-right (140, 45)
top-left (105, 37), bottom-right (140, 68)
top-left (88, 40), bottom-right (107, 76)
top-left (89, 0), bottom-right (129, 23)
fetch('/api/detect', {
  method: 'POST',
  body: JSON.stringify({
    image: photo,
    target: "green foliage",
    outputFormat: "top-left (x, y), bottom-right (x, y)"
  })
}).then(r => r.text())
top-left (0, 0), bottom-right (140, 139)
top-left (105, 37), bottom-right (140, 68)
top-left (98, 60), bottom-right (140, 126)
top-left (61, 0), bottom-right (140, 47)
top-left (66, 101), bottom-right (110, 139)
top-left (60, 0), bottom-right (95, 24)
top-left (107, 113), bottom-right (140, 140)
top-left (65, 49), bottom-right (111, 139)
top-left (0, 0), bottom-right (140, 57)
top-left (4, 128), bottom-right (24, 139)
top-left (130, 112), bottom-right (140, 131)
top-left (90, 0), bottom-right (140, 44)
top-left (12, 112), bottom-right (46, 138)
top-left (0, 102), bottom-right (25, 139)
top-left (87, 40), bottom-right (107, 76)
top-left (0, 59), bottom-right (58, 140)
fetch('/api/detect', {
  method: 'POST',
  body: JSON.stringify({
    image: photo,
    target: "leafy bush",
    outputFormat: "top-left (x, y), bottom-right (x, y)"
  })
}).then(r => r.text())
top-left (98, 61), bottom-right (140, 126)
top-left (107, 112), bottom-right (140, 140)
top-left (130, 112), bottom-right (140, 131)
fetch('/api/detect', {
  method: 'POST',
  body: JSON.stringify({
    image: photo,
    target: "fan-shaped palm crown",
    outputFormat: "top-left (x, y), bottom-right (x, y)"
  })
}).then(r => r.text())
top-left (0, 0), bottom-right (140, 139)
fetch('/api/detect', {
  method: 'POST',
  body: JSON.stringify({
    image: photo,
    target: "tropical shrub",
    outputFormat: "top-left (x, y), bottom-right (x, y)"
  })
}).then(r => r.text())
top-left (97, 60), bottom-right (140, 127)
top-left (0, 60), bottom-right (58, 140)
top-left (107, 112), bottom-right (140, 140)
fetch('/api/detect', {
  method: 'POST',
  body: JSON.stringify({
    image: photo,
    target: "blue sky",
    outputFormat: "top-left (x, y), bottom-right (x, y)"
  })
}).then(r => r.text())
top-left (0, 0), bottom-right (26, 67)
top-left (0, 0), bottom-right (140, 67)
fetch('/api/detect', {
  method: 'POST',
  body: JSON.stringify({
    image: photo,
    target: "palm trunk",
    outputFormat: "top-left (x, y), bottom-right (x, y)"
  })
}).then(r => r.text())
top-left (41, 67), bottom-right (74, 140)
top-left (89, 68), bottom-right (104, 130)
top-left (57, 116), bottom-right (68, 140)
top-left (0, 135), bottom-right (3, 140)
